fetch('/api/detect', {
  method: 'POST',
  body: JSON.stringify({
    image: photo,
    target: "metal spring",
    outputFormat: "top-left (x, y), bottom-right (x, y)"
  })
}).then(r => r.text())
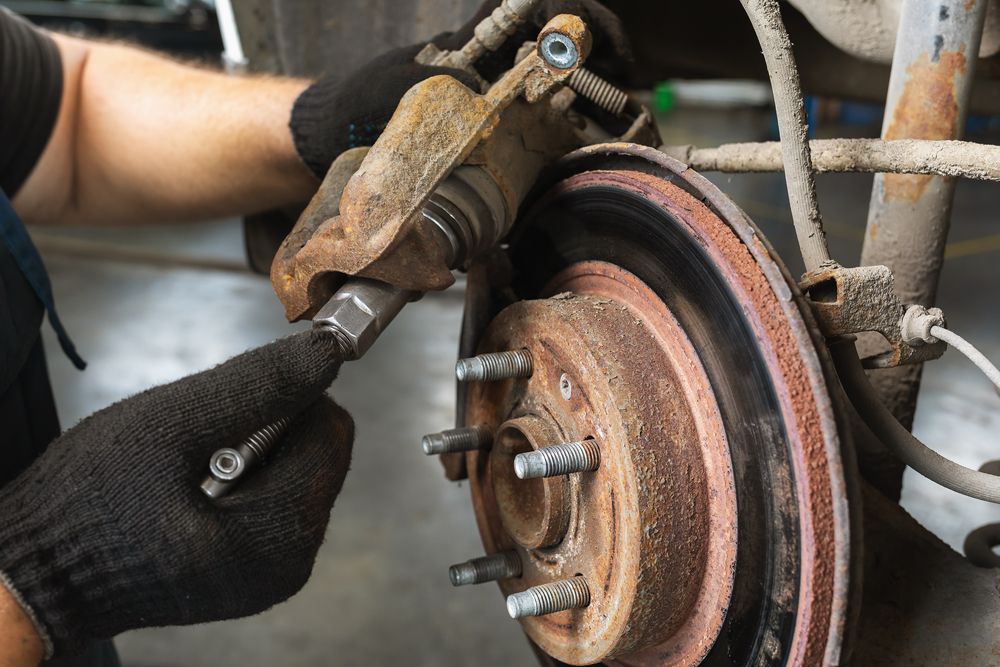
top-left (507, 576), bottom-right (590, 618)
top-left (568, 68), bottom-right (628, 116)
top-left (243, 416), bottom-right (292, 460)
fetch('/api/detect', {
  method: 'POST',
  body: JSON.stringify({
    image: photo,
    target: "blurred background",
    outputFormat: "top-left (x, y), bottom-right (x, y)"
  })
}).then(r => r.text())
top-left (2, 1), bottom-right (999, 665)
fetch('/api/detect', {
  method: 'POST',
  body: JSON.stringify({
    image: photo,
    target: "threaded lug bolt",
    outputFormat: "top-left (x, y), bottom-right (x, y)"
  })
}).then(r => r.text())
top-left (506, 576), bottom-right (591, 619)
top-left (422, 425), bottom-right (492, 455)
top-left (449, 551), bottom-right (522, 587)
top-left (455, 350), bottom-right (533, 382)
top-left (514, 440), bottom-right (601, 479)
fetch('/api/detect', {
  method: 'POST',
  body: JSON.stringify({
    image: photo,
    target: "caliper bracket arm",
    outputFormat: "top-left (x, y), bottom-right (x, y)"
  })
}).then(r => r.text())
top-left (270, 15), bottom-right (591, 322)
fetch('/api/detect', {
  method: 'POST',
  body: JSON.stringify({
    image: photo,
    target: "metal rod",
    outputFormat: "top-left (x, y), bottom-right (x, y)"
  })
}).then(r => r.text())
top-left (858, 0), bottom-right (988, 437)
top-left (660, 138), bottom-right (1000, 182)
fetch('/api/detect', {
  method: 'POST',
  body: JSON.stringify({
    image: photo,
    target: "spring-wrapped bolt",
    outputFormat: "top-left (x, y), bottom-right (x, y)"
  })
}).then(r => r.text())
top-left (506, 576), bottom-right (591, 619)
top-left (514, 440), bottom-right (601, 479)
top-left (456, 350), bottom-right (533, 382)
top-left (449, 551), bottom-right (522, 586)
top-left (422, 425), bottom-right (492, 455)
top-left (201, 416), bottom-right (293, 498)
top-left (568, 68), bottom-right (628, 116)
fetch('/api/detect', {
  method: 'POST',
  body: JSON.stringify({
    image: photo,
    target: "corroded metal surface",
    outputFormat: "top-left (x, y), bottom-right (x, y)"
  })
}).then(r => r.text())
top-left (476, 144), bottom-right (854, 665)
top-left (858, 0), bottom-right (987, 438)
top-left (465, 277), bottom-right (737, 665)
top-left (800, 264), bottom-right (946, 368)
top-left (270, 15), bottom-right (589, 321)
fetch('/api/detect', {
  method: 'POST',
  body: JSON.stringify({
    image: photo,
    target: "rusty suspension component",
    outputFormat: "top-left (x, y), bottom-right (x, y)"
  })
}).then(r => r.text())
top-left (270, 14), bottom-right (592, 322)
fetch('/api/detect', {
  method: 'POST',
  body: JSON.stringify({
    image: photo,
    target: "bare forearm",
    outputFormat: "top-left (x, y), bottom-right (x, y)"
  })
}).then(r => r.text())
top-left (0, 582), bottom-right (43, 667)
top-left (16, 34), bottom-right (317, 227)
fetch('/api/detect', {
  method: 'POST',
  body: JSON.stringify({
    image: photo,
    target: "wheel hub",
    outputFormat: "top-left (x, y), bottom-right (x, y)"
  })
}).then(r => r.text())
top-left (466, 262), bottom-right (737, 665)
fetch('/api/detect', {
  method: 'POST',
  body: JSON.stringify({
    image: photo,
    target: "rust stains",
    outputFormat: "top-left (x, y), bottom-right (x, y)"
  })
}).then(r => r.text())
top-left (882, 50), bottom-right (966, 202)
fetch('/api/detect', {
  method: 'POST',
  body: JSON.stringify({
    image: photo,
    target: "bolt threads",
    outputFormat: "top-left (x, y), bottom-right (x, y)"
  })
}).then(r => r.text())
top-left (242, 416), bottom-right (293, 460)
top-left (568, 68), bottom-right (628, 116)
top-left (422, 425), bottom-right (492, 455)
top-left (449, 551), bottom-right (522, 586)
top-left (201, 417), bottom-right (294, 499)
top-left (506, 576), bottom-right (590, 619)
top-left (456, 350), bottom-right (533, 382)
top-left (514, 440), bottom-right (601, 479)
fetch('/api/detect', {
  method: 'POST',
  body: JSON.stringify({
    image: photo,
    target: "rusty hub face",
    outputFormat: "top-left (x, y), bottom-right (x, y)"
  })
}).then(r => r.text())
top-left (457, 145), bottom-right (853, 666)
top-left (465, 264), bottom-right (737, 665)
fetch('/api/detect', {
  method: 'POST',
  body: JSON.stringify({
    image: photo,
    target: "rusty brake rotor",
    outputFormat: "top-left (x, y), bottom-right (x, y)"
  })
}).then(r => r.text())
top-left (455, 145), bottom-right (854, 666)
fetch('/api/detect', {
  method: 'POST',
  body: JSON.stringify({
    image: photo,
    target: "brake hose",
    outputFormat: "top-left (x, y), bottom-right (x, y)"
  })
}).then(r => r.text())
top-left (831, 338), bottom-right (1000, 504)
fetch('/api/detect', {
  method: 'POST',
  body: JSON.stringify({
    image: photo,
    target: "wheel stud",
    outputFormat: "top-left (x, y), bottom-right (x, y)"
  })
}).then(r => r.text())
top-left (456, 350), bottom-right (533, 382)
top-left (449, 551), bottom-right (522, 587)
top-left (422, 425), bottom-right (492, 455)
top-left (514, 440), bottom-right (600, 479)
top-left (506, 576), bottom-right (591, 619)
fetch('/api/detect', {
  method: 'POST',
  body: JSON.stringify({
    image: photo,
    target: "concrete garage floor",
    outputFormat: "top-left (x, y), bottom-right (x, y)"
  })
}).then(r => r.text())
top-left (31, 108), bottom-right (1000, 666)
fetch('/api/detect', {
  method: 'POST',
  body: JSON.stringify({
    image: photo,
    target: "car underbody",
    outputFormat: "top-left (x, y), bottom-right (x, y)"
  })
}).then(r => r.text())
top-left (230, 1), bottom-right (1000, 664)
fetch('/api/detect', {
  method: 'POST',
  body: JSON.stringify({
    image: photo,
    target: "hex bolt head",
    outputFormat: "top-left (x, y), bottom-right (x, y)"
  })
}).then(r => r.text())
top-left (514, 440), bottom-right (601, 479)
top-left (422, 425), bottom-right (492, 455)
top-left (456, 350), bottom-right (533, 382)
top-left (506, 576), bottom-right (591, 619)
top-left (449, 551), bottom-right (522, 587)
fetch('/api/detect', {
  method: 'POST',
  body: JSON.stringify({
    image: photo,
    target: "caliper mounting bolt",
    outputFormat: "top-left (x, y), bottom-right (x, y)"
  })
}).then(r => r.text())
top-left (449, 551), bottom-right (522, 586)
top-left (422, 425), bottom-right (493, 455)
top-left (514, 439), bottom-right (601, 479)
top-left (456, 349), bottom-right (533, 382)
top-left (506, 576), bottom-right (591, 619)
top-left (200, 416), bottom-right (293, 498)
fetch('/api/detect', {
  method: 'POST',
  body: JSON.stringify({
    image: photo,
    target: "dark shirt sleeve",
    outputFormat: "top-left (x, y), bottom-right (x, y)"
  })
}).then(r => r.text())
top-left (0, 8), bottom-right (63, 198)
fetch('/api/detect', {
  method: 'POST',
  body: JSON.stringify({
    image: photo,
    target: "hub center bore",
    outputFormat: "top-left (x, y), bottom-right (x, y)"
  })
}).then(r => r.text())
top-left (491, 416), bottom-right (570, 549)
top-left (464, 261), bottom-right (738, 666)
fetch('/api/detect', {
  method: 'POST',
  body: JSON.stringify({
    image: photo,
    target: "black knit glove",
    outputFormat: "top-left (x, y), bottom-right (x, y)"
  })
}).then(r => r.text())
top-left (289, 44), bottom-right (479, 179)
top-left (289, 1), bottom-right (629, 179)
top-left (0, 330), bottom-right (353, 657)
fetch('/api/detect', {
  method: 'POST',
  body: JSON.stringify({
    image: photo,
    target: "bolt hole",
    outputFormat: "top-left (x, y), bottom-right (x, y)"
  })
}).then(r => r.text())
top-left (549, 40), bottom-right (568, 57)
top-left (559, 373), bottom-right (572, 400)
top-left (218, 454), bottom-right (237, 472)
top-left (806, 278), bottom-right (839, 304)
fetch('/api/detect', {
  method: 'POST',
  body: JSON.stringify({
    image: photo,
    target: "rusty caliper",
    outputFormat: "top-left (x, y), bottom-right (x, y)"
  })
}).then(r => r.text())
top-left (268, 10), bottom-right (591, 349)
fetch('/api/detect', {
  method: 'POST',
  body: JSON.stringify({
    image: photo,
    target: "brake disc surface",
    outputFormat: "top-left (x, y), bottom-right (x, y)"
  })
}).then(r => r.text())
top-left (458, 145), bottom-right (853, 666)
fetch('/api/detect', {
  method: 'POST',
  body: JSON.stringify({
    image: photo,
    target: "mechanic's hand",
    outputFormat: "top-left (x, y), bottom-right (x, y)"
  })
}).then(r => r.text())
top-left (0, 329), bottom-right (353, 657)
top-left (289, 44), bottom-right (479, 179)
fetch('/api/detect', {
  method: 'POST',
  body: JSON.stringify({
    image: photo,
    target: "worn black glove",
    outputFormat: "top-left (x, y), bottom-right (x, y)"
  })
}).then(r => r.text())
top-left (0, 329), bottom-right (353, 657)
top-left (289, 0), bottom-right (629, 180)
top-left (289, 44), bottom-right (479, 179)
